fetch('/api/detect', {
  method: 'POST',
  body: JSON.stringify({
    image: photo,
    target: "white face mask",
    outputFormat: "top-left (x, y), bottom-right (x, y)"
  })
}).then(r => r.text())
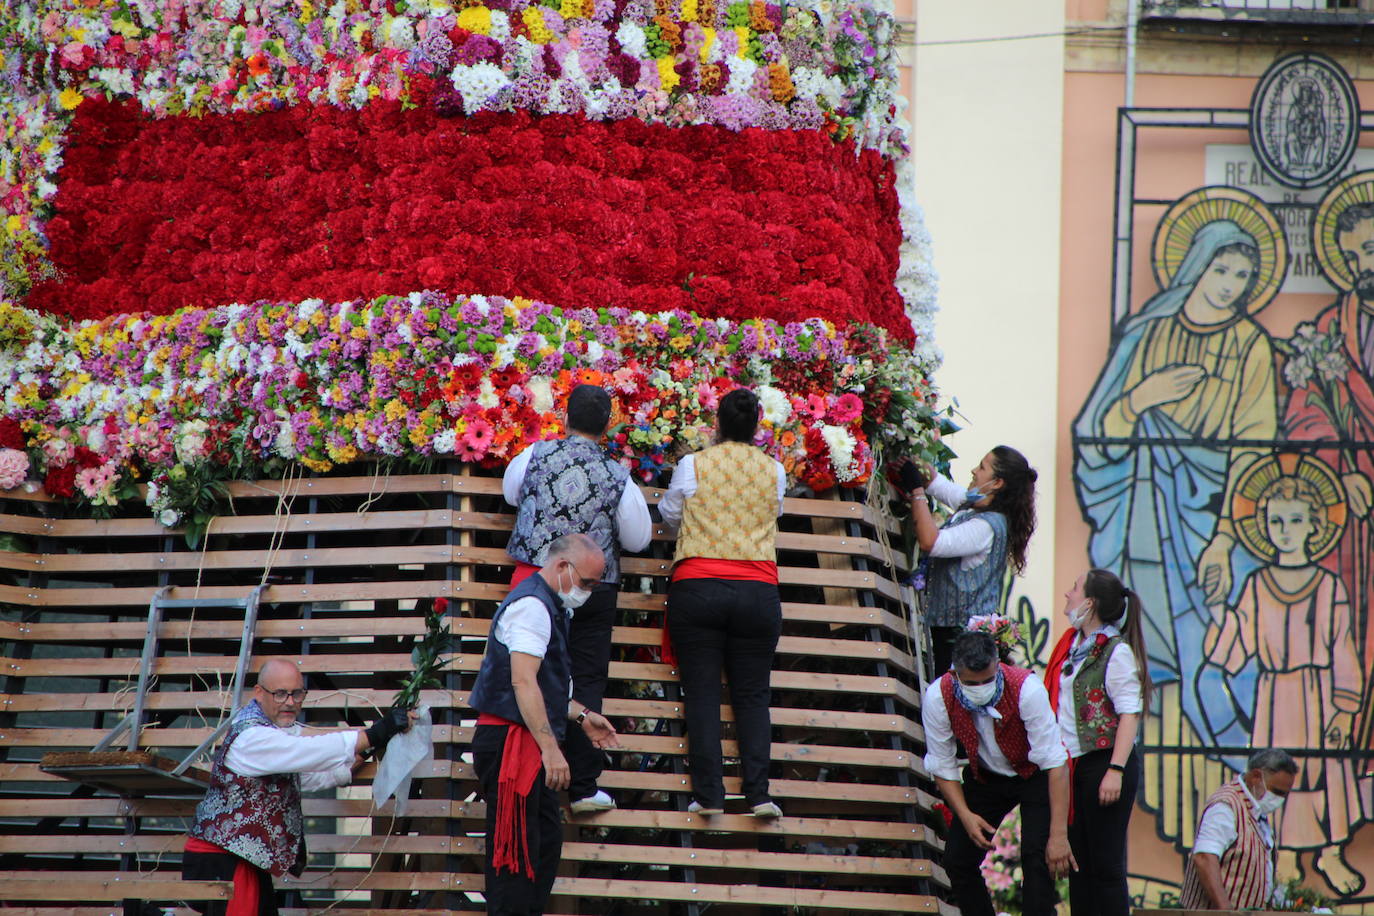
top-left (1254, 782), bottom-right (1286, 816)
top-left (1068, 601), bottom-right (1092, 630)
top-left (961, 681), bottom-right (998, 707)
top-left (558, 565), bottom-right (592, 610)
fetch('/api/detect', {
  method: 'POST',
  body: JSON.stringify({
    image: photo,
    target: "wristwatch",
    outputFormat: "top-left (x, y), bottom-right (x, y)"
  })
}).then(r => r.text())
top-left (1107, 762), bottom-right (1126, 773)
top-left (575, 708), bottom-right (589, 725)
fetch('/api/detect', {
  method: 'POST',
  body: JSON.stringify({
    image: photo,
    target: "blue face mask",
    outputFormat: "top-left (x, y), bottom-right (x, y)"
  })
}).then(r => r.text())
top-left (965, 484), bottom-right (992, 504)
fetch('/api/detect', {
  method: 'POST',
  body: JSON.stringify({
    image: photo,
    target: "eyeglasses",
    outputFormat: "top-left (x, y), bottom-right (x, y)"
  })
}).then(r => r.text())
top-left (263, 688), bottom-right (308, 703)
top-left (566, 561), bottom-right (600, 590)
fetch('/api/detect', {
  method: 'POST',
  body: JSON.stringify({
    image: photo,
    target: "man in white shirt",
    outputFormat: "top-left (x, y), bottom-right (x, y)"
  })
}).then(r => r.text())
top-left (503, 384), bottom-right (650, 813)
top-left (470, 533), bottom-right (621, 915)
top-left (184, 658), bottom-right (413, 915)
top-left (921, 631), bottom-right (1074, 916)
top-left (1181, 748), bottom-right (1298, 910)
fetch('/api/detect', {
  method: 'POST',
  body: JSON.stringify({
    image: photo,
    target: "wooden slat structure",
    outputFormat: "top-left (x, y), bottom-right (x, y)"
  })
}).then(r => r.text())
top-left (0, 466), bottom-right (950, 914)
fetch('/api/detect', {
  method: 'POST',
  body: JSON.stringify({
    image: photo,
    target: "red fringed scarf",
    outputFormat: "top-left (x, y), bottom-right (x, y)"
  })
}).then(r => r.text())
top-left (183, 837), bottom-right (260, 916)
top-left (479, 713), bottom-right (544, 879)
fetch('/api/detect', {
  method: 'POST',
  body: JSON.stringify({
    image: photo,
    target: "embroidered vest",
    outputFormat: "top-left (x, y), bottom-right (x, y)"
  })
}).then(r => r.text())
top-left (924, 510), bottom-right (1009, 628)
top-left (469, 573), bottom-right (572, 740)
top-left (188, 701), bottom-right (306, 878)
top-left (673, 442), bottom-right (778, 563)
top-left (939, 664), bottom-right (1037, 782)
top-left (1181, 781), bottom-right (1274, 910)
top-left (507, 436), bottom-right (630, 584)
top-left (1070, 633), bottom-right (1123, 754)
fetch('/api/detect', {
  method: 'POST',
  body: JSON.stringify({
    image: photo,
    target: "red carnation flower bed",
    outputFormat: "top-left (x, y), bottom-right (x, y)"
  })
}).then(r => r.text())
top-left (28, 98), bottom-right (908, 340)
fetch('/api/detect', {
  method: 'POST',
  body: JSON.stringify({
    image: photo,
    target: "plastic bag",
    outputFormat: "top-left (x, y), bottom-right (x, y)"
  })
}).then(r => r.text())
top-left (372, 704), bottom-right (433, 815)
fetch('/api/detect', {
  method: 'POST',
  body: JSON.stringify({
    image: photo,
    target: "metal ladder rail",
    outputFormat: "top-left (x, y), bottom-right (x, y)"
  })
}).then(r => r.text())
top-left (91, 585), bottom-right (266, 767)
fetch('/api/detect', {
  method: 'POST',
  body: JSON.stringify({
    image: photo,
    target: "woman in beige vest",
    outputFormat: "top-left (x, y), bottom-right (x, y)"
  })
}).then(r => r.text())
top-left (659, 388), bottom-right (787, 818)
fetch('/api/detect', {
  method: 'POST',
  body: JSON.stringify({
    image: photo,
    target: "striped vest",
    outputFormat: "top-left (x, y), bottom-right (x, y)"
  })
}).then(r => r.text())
top-left (673, 442), bottom-right (778, 562)
top-left (1180, 780), bottom-right (1273, 909)
top-left (939, 665), bottom-right (1037, 781)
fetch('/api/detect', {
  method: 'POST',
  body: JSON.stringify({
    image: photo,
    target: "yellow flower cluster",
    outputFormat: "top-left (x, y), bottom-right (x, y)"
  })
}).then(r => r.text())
top-left (522, 8), bottom-right (555, 43)
top-left (457, 6), bottom-right (492, 34)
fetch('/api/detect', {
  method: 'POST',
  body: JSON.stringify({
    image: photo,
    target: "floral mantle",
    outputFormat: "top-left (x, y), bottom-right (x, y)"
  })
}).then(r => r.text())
top-left (0, 294), bottom-right (944, 538)
top-left (0, 0), bottom-right (946, 534)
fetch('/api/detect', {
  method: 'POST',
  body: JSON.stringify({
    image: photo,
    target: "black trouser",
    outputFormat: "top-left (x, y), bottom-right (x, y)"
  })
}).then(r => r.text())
top-left (667, 577), bottom-right (782, 808)
top-left (930, 625), bottom-right (961, 678)
top-left (181, 849), bottom-right (278, 916)
top-left (474, 723), bottom-right (563, 915)
top-left (943, 767), bottom-right (1055, 916)
top-left (1067, 748), bottom-right (1139, 916)
top-left (563, 582), bottom-right (617, 802)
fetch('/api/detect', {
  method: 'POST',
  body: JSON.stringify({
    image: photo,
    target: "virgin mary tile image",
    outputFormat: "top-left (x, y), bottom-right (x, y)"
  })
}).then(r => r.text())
top-left (1074, 187), bottom-right (1287, 718)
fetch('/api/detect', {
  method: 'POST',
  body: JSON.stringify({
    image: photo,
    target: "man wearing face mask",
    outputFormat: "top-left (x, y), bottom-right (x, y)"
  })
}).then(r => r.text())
top-left (1180, 748), bottom-right (1299, 910)
top-left (469, 533), bottom-right (622, 916)
top-left (922, 631), bottom-right (1074, 916)
top-left (504, 383), bottom-right (652, 814)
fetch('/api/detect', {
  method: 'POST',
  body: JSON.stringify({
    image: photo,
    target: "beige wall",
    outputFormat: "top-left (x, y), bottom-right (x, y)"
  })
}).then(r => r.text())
top-left (912, 0), bottom-right (1067, 627)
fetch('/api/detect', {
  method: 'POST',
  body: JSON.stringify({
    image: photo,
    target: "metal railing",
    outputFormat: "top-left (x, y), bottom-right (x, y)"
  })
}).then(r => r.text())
top-left (1142, 0), bottom-right (1374, 17)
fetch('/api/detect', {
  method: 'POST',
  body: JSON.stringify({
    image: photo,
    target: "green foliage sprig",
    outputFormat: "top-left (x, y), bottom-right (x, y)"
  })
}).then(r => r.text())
top-left (393, 600), bottom-right (454, 710)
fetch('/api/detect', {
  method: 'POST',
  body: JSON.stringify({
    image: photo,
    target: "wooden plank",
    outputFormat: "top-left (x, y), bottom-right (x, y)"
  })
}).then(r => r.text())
top-left (0, 835), bottom-right (941, 881)
top-left (0, 691), bottom-right (924, 743)
top-left (2, 656), bottom-right (922, 708)
top-left (0, 727), bottom-right (922, 775)
top-left (0, 876), bottom-right (230, 901)
top-left (0, 799), bottom-right (937, 844)
top-left (0, 600), bottom-right (913, 640)
top-left (0, 544), bottom-right (455, 574)
top-left (0, 510), bottom-right (895, 566)
top-left (0, 868), bottom-right (945, 910)
top-left (2, 617), bottom-right (914, 672)
top-left (0, 580), bottom-right (498, 610)
top-left (0, 547), bottom-right (889, 597)
top-left (551, 875), bottom-right (942, 912)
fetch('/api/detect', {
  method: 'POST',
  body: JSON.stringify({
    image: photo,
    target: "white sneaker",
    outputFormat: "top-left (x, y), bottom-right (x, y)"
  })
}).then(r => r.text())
top-left (751, 801), bottom-right (783, 818)
top-left (570, 790), bottom-right (616, 814)
top-left (687, 800), bottom-right (724, 816)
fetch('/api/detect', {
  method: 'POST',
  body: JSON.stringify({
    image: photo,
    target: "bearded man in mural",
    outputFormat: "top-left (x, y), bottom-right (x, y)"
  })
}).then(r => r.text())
top-left (1284, 172), bottom-right (1374, 752)
top-left (1074, 187), bottom-right (1285, 768)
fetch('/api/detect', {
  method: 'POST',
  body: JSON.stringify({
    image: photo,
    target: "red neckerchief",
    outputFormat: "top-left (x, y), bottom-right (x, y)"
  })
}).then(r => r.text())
top-left (1044, 628), bottom-right (1110, 824)
top-left (1044, 628), bottom-right (1076, 715)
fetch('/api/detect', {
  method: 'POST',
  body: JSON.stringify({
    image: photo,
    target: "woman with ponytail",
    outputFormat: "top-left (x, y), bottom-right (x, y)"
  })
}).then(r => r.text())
top-left (1045, 568), bottom-right (1153, 916)
top-left (903, 446), bottom-right (1039, 675)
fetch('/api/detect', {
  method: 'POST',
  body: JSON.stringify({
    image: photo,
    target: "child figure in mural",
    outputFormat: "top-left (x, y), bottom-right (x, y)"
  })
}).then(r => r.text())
top-left (1073, 187), bottom-right (1286, 752)
top-left (1203, 453), bottom-right (1364, 894)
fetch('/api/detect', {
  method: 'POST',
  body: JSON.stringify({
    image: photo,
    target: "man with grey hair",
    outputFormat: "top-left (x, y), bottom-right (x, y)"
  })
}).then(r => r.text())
top-left (1181, 747), bottom-right (1299, 909)
top-left (921, 630), bottom-right (1073, 916)
top-left (470, 533), bottom-right (621, 915)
